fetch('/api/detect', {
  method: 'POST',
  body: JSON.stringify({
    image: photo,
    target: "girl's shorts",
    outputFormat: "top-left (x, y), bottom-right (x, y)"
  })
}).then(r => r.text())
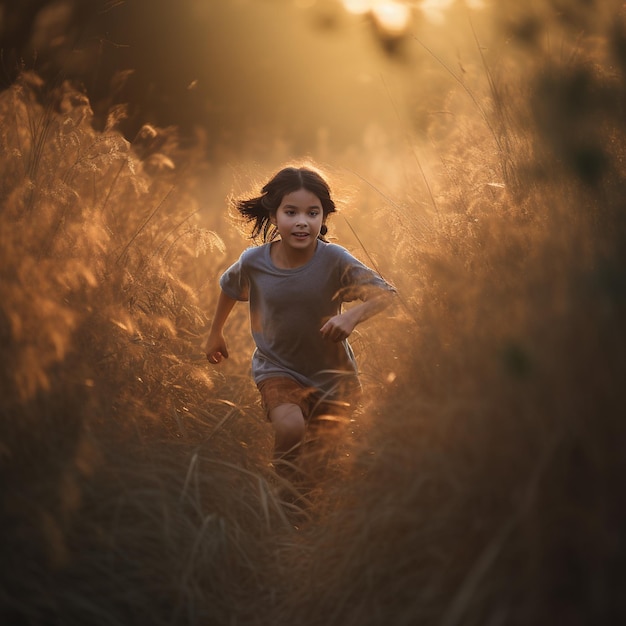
top-left (256, 376), bottom-right (355, 421)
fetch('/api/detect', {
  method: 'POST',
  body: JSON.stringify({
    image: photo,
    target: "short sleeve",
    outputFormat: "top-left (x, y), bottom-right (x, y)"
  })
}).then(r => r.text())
top-left (219, 253), bottom-right (250, 301)
top-left (335, 247), bottom-right (396, 303)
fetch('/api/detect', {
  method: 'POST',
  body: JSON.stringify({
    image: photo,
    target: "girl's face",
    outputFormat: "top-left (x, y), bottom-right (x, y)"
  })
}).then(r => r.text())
top-left (271, 188), bottom-right (325, 253)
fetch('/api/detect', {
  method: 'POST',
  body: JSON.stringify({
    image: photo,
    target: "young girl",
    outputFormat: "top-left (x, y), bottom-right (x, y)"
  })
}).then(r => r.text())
top-left (205, 166), bottom-right (395, 465)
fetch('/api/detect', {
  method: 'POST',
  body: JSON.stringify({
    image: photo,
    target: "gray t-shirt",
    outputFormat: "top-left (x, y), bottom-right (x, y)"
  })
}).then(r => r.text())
top-left (220, 240), bottom-right (394, 396)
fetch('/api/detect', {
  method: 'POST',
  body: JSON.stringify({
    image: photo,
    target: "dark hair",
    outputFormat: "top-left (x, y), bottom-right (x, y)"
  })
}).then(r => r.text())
top-left (235, 166), bottom-right (336, 242)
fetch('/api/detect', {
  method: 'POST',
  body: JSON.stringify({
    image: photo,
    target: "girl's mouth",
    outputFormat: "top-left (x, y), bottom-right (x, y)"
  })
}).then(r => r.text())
top-left (292, 232), bottom-right (309, 239)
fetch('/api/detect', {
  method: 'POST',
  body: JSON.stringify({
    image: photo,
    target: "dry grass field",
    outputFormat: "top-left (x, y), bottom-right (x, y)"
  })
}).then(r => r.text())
top-left (1, 1), bottom-right (625, 625)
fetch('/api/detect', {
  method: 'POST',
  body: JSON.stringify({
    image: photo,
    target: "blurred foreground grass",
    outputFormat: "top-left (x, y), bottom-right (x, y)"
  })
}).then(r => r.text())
top-left (1, 3), bottom-right (626, 625)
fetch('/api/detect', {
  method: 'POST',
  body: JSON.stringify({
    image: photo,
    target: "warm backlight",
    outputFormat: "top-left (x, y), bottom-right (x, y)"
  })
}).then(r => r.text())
top-left (341, 0), bottom-right (486, 32)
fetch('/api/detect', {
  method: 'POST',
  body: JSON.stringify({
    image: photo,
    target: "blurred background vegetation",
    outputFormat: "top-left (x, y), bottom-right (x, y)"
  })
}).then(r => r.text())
top-left (1, 1), bottom-right (625, 625)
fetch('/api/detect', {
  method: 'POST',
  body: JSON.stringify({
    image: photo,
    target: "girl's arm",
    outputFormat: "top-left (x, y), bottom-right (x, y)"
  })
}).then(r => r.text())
top-left (205, 289), bottom-right (238, 364)
top-left (320, 290), bottom-right (395, 343)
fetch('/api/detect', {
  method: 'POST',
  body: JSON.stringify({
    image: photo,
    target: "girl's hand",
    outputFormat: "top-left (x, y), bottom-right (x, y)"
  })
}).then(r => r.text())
top-left (320, 313), bottom-right (357, 343)
top-left (205, 333), bottom-right (229, 364)
top-left (320, 293), bottom-right (394, 343)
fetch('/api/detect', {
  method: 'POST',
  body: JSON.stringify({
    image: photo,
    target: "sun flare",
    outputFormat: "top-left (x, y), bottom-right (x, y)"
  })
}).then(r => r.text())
top-left (342, 0), bottom-right (411, 34)
top-left (371, 2), bottom-right (412, 34)
top-left (341, 0), bottom-right (486, 30)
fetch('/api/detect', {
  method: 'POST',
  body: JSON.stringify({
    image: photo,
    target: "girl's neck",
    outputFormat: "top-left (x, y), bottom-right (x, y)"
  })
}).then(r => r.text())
top-left (270, 239), bottom-right (317, 269)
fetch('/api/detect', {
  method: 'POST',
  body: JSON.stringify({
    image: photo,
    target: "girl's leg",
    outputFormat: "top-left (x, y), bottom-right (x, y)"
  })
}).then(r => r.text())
top-left (269, 402), bottom-right (306, 461)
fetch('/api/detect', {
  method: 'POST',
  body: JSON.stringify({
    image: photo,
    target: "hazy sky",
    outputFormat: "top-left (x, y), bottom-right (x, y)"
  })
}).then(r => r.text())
top-left (92, 0), bottom-right (419, 153)
top-left (1, 0), bottom-right (492, 159)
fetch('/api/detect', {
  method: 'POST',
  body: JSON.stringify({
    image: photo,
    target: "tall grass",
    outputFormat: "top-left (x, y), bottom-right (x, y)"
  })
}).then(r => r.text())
top-left (1, 2), bottom-right (626, 624)
top-left (0, 71), bottom-right (287, 625)
top-left (274, 5), bottom-right (626, 625)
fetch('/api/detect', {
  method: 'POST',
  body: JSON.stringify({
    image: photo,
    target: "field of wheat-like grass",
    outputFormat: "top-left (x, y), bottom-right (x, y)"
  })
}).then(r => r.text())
top-left (1, 2), bottom-right (625, 625)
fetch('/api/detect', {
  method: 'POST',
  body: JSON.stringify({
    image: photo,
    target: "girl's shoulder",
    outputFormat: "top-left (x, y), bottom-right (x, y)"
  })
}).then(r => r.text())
top-left (238, 243), bottom-right (269, 264)
top-left (320, 241), bottom-right (348, 256)
top-left (320, 241), bottom-right (359, 263)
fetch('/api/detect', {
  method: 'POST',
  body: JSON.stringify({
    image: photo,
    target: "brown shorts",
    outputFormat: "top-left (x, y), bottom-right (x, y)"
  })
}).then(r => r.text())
top-left (256, 376), bottom-right (355, 421)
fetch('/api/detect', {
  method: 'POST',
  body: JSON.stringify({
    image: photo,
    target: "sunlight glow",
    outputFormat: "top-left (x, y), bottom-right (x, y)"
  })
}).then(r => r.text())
top-left (371, 2), bottom-right (411, 35)
top-left (343, 0), bottom-right (373, 14)
top-left (341, 0), bottom-right (486, 29)
top-left (342, 0), bottom-right (411, 35)
top-left (419, 0), bottom-right (454, 25)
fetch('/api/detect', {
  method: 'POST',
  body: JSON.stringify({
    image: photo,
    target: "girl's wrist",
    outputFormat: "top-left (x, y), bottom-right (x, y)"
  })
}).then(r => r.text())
top-left (343, 307), bottom-right (362, 327)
